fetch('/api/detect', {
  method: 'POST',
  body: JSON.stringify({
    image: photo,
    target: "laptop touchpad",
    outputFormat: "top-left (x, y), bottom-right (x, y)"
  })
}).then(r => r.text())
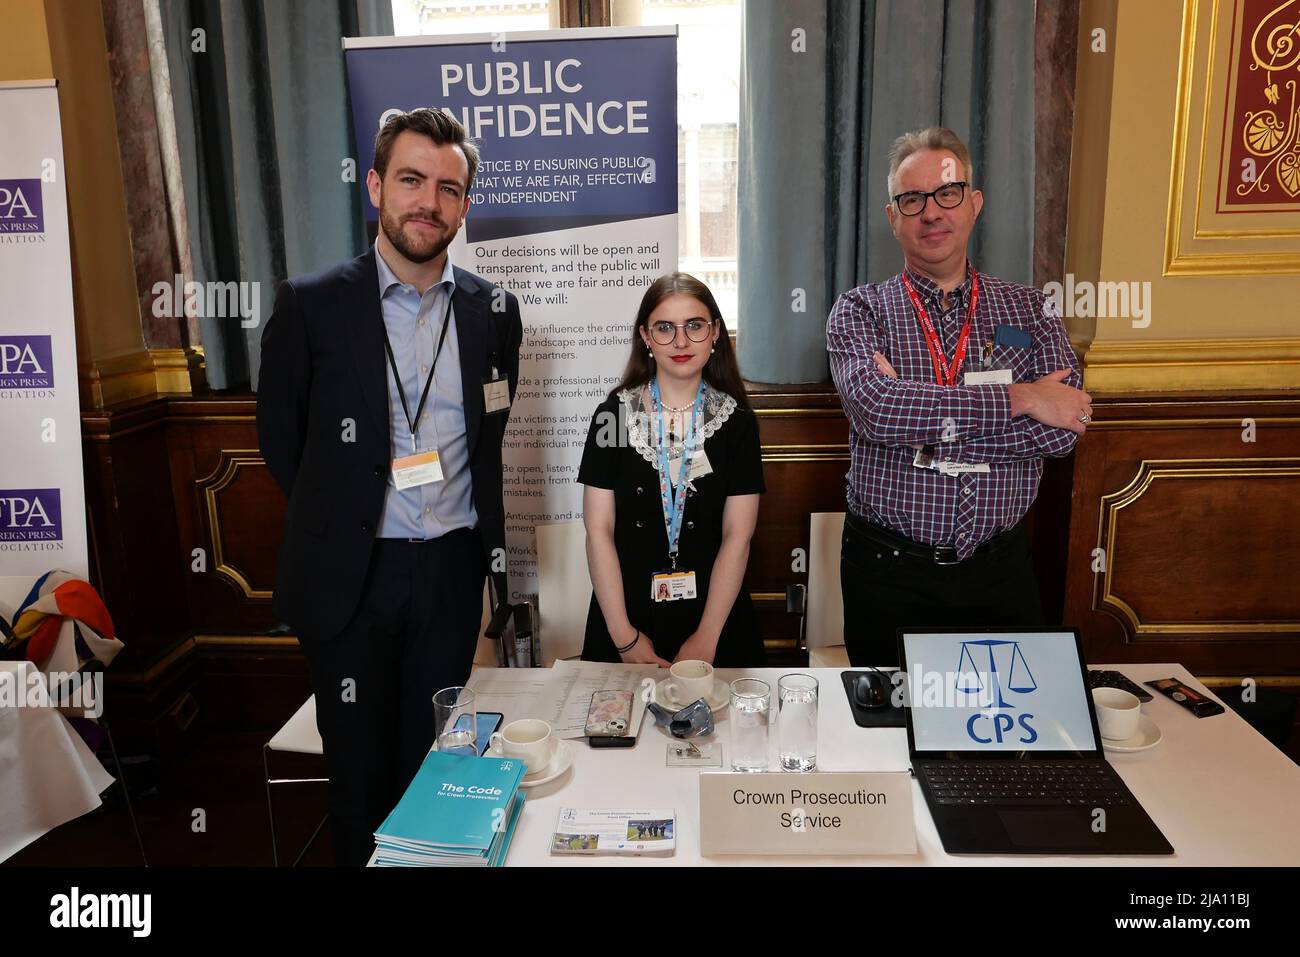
top-left (996, 810), bottom-right (1100, 848)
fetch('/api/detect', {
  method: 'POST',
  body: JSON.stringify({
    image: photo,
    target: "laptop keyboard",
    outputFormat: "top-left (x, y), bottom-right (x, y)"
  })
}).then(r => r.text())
top-left (921, 762), bottom-right (1131, 807)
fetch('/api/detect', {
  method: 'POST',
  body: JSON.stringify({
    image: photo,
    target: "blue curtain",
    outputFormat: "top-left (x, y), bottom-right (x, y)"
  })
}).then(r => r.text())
top-left (738, 0), bottom-right (1036, 384)
top-left (160, 0), bottom-right (393, 389)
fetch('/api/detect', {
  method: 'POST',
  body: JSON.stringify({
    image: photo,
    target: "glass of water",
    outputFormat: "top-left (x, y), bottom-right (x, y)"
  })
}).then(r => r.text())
top-left (778, 674), bottom-right (819, 772)
top-left (729, 678), bottom-right (770, 772)
top-left (432, 686), bottom-right (477, 756)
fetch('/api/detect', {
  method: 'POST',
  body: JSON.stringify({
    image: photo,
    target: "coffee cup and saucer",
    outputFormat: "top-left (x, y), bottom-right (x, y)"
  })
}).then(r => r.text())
top-left (653, 660), bottom-right (729, 714)
top-left (487, 718), bottom-right (573, 788)
top-left (1092, 687), bottom-right (1162, 752)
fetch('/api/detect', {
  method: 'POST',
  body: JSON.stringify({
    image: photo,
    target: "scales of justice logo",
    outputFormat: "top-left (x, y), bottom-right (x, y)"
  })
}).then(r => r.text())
top-left (956, 639), bottom-right (1041, 745)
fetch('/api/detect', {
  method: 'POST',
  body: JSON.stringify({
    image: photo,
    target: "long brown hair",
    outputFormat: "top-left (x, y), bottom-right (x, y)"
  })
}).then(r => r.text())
top-left (610, 272), bottom-right (751, 410)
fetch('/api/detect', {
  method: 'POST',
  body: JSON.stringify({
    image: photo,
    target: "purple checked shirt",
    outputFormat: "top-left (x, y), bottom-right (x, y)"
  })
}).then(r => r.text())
top-left (826, 263), bottom-right (1081, 560)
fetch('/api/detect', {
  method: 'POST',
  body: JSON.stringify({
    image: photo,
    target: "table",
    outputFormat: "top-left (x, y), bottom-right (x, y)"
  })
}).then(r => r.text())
top-left (0, 660), bottom-right (116, 862)
top-left (466, 663), bottom-right (1300, 866)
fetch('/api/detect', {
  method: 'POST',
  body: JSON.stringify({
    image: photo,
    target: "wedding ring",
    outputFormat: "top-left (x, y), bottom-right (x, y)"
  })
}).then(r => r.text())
top-left (1079, 413), bottom-right (1091, 424)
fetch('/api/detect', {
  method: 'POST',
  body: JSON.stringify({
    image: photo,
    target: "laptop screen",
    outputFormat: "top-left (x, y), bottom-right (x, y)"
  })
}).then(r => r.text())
top-left (901, 630), bottom-right (1099, 756)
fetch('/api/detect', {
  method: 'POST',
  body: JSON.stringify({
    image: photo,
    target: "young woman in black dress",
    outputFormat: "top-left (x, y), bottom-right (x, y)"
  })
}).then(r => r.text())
top-left (577, 273), bottom-right (766, 667)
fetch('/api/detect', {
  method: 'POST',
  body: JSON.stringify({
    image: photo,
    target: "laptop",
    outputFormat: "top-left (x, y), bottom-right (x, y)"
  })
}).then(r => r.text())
top-left (898, 627), bottom-right (1173, 855)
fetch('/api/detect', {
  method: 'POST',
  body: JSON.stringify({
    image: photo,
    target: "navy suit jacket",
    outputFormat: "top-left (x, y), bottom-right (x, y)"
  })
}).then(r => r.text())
top-left (256, 248), bottom-right (522, 640)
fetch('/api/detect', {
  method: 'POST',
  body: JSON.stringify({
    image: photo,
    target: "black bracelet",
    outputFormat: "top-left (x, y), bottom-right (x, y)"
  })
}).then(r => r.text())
top-left (614, 630), bottom-right (641, 654)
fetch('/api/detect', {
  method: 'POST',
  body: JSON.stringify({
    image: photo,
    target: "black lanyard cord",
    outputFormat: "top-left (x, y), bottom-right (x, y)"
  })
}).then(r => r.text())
top-left (380, 292), bottom-right (454, 437)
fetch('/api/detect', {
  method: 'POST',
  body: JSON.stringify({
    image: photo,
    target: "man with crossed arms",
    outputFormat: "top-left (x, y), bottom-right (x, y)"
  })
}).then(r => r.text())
top-left (827, 127), bottom-right (1091, 668)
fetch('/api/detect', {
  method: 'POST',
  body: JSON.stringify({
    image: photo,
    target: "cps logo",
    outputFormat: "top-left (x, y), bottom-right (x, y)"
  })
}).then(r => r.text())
top-left (958, 639), bottom-right (1039, 745)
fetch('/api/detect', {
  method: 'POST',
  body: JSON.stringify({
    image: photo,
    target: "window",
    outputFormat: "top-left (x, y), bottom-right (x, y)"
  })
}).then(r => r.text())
top-left (391, 0), bottom-right (554, 36)
top-left (624, 0), bottom-right (740, 329)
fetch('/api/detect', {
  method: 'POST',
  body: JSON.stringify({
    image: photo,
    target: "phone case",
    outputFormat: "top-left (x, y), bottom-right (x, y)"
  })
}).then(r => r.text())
top-left (585, 690), bottom-right (634, 737)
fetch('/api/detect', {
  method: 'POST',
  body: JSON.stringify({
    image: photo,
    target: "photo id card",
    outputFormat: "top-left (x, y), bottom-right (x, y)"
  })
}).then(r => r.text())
top-left (652, 570), bottom-right (697, 602)
top-left (483, 375), bottom-right (511, 413)
top-left (392, 450), bottom-right (443, 490)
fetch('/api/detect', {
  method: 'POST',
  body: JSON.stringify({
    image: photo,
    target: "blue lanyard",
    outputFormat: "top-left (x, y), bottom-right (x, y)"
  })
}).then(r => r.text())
top-left (650, 379), bottom-right (705, 571)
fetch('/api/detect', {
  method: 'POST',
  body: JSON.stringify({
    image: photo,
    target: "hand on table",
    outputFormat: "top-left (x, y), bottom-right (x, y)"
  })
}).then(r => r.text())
top-left (672, 632), bottom-right (717, 665)
top-left (617, 629), bottom-right (671, 667)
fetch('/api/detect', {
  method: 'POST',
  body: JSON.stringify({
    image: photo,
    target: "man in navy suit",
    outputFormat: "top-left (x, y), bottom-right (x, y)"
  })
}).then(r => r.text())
top-left (257, 109), bottom-right (522, 866)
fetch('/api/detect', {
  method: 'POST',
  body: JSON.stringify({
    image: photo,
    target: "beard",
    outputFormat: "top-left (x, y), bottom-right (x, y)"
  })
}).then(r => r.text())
top-left (378, 201), bottom-right (456, 265)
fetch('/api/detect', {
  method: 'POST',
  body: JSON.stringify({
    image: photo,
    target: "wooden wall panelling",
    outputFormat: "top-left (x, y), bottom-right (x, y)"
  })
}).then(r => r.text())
top-left (1064, 392), bottom-right (1300, 674)
top-left (167, 396), bottom-right (285, 634)
top-left (81, 397), bottom-right (199, 752)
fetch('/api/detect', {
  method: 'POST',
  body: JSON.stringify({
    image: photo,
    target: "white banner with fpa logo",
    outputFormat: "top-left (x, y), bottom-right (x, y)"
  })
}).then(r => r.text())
top-left (0, 81), bottom-right (88, 593)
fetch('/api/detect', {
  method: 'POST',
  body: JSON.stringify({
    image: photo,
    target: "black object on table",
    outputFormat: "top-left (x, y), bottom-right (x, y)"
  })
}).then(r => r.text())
top-left (1086, 668), bottom-right (1153, 702)
top-left (840, 670), bottom-right (906, 728)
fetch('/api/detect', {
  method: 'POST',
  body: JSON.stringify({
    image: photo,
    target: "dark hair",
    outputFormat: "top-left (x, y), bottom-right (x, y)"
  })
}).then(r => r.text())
top-left (373, 108), bottom-right (480, 190)
top-left (610, 273), bottom-right (750, 410)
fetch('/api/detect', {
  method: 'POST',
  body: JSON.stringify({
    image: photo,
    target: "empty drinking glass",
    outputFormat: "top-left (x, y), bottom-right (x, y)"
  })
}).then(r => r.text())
top-left (432, 686), bottom-right (477, 756)
top-left (778, 674), bottom-right (818, 771)
top-left (730, 678), bottom-right (770, 772)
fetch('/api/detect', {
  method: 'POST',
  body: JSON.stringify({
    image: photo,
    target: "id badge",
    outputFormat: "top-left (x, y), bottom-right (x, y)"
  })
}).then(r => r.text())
top-left (483, 374), bottom-right (511, 413)
top-left (652, 570), bottom-right (697, 602)
top-left (912, 444), bottom-right (938, 470)
top-left (964, 368), bottom-right (1013, 385)
top-left (668, 449), bottom-right (712, 484)
top-left (392, 449), bottom-right (443, 489)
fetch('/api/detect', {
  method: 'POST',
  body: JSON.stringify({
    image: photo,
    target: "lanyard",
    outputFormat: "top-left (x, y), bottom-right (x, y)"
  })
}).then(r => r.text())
top-left (379, 291), bottom-right (453, 446)
top-left (650, 379), bottom-right (704, 571)
top-left (900, 267), bottom-right (980, 386)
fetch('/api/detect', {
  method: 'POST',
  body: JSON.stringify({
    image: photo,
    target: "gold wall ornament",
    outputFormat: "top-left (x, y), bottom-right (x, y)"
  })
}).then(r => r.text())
top-left (1164, 0), bottom-right (1300, 276)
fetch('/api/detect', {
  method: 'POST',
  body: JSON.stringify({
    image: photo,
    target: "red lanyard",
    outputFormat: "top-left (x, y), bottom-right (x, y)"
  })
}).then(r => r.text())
top-left (900, 267), bottom-right (980, 386)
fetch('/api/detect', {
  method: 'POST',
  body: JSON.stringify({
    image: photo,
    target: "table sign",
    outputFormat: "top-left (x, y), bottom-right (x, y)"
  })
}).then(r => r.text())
top-left (699, 771), bottom-right (917, 856)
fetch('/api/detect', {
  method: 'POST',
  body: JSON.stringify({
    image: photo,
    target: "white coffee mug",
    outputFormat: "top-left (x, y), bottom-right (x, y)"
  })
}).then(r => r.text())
top-left (670, 659), bottom-right (714, 704)
top-left (1092, 687), bottom-right (1141, 741)
top-left (489, 718), bottom-right (555, 774)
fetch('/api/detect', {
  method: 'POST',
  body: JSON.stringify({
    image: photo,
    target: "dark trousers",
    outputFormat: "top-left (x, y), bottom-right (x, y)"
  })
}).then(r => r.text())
top-left (299, 529), bottom-right (486, 867)
top-left (840, 514), bottom-right (1046, 668)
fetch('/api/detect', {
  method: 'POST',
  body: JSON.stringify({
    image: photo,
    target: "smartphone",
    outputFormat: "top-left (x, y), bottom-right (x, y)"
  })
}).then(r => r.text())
top-left (585, 690), bottom-right (633, 737)
top-left (453, 711), bottom-right (504, 755)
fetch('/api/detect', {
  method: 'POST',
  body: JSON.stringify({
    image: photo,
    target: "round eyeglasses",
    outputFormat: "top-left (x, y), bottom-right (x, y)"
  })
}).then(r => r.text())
top-left (893, 181), bottom-right (969, 216)
top-left (649, 318), bottom-right (715, 345)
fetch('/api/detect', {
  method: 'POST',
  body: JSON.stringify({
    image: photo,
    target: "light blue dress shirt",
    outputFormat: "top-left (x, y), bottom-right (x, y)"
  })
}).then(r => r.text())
top-left (375, 245), bottom-right (477, 539)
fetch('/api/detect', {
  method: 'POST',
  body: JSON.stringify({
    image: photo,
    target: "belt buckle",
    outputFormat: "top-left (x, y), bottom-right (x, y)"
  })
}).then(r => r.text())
top-left (932, 545), bottom-right (960, 566)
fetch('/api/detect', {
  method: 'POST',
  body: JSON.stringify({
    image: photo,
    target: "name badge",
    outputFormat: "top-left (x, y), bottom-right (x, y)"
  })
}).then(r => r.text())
top-left (392, 450), bottom-right (443, 490)
top-left (699, 772), bottom-right (917, 856)
top-left (668, 449), bottom-right (712, 484)
top-left (483, 375), bottom-right (511, 413)
top-left (937, 461), bottom-right (991, 477)
top-left (652, 570), bottom-right (697, 602)
top-left (964, 368), bottom-right (1014, 385)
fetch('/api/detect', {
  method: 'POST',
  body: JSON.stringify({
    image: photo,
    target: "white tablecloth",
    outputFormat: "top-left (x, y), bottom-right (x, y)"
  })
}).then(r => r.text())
top-left (0, 660), bottom-right (115, 862)
top-left (463, 663), bottom-right (1300, 866)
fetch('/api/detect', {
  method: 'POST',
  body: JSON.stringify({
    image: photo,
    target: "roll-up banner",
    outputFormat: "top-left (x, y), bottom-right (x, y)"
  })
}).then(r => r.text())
top-left (0, 80), bottom-right (88, 602)
top-left (344, 27), bottom-right (678, 602)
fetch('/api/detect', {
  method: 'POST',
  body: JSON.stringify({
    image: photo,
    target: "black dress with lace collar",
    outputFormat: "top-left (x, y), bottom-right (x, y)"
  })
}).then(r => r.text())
top-left (576, 385), bottom-right (767, 666)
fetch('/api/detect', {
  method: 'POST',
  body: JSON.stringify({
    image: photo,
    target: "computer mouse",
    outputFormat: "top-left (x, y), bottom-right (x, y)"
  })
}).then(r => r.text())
top-left (853, 671), bottom-right (891, 710)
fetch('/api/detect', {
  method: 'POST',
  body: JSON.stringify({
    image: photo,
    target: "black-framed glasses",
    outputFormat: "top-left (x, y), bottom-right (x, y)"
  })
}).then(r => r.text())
top-left (893, 181), bottom-right (969, 216)
top-left (649, 317), bottom-right (715, 345)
